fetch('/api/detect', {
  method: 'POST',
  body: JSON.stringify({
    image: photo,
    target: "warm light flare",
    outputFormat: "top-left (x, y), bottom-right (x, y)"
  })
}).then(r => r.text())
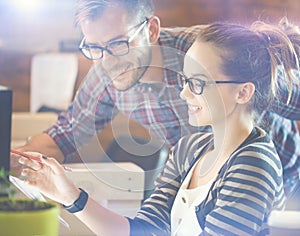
top-left (10, 0), bottom-right (43, 12)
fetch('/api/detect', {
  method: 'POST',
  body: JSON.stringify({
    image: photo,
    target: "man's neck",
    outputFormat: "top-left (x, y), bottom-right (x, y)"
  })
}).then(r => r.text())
top-left (140, 43), bottom-right (164, 83)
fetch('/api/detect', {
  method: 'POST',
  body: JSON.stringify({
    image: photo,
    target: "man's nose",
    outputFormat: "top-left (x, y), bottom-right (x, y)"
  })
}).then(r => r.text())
top-left (101, 49), bottom-right (111, 61)
top-left (101, 50), bottom-right (119, 70)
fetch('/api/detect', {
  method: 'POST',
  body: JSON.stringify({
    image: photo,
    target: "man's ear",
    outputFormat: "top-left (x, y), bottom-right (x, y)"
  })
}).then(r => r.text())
top-left (147, 16), bottom-right (160, 43)
top-left (236, 82), bottom-right (255, 104)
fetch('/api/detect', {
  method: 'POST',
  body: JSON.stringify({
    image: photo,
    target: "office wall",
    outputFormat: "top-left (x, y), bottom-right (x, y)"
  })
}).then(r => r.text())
top-left (154, 0), bottom-right (300, 26)
top-left (0, 0), bottom-right (79, 53)
top-left (0, 0), bottom-right (299, 53)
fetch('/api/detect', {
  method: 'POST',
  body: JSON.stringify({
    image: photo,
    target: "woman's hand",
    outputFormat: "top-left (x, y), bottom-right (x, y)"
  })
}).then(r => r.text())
top-left (10, 151), bottom-right (26, 177)
top-left (19, 152), bottom-right (80, 206)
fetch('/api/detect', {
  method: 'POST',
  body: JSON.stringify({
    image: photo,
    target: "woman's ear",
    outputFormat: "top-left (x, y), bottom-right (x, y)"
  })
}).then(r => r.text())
top-left (236, 82), bottom-right (255, 104)
top-left (147, 16), bottom-right (160, 43)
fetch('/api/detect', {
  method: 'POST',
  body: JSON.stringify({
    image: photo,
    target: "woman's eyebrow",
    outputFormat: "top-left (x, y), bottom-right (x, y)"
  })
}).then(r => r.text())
top-left (190, 73), bottom-right (209, 79)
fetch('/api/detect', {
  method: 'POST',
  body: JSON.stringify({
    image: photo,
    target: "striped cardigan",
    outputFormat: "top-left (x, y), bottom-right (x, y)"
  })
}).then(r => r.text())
top-left (128, 127), bottom-right (285, 235)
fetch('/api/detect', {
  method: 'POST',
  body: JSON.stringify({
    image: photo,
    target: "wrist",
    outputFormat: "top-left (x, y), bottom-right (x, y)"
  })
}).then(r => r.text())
top-left (62, 188), bottom-right (81, 206)
top-left (63, 188), bottom-right (89, 213)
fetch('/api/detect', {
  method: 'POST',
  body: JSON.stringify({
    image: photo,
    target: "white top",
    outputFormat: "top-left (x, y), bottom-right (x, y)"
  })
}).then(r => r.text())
top-left (171, 162), bottom-right (213, 236)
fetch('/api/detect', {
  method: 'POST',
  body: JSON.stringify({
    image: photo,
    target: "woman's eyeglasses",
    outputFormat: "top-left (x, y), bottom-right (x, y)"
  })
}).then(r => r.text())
top-left (178, 73), bottom-right (245, 95)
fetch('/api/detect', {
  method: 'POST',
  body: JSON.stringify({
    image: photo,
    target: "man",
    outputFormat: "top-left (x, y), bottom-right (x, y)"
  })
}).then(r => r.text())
top-left (15, 0), bottom-right (202, 163)
top-left (14, 0), bottom-right (300, 196)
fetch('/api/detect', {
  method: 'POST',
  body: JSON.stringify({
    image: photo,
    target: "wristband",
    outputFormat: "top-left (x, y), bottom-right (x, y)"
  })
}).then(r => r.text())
top-left (63, 188), bottom-right (88, 213)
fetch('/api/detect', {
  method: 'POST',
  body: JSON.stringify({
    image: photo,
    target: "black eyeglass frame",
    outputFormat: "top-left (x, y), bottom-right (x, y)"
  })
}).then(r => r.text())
top-left (178, 73), bottom-right (246, 95)
top-left (79, 18), bottom-right (149, 60)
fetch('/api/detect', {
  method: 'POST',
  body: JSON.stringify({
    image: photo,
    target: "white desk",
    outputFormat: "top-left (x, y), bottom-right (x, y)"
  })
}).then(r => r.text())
top-left (13, 162), bottom-right (144, 236)
top-left (59, 200), bottom-right (141, 236)
top-left (59, 162), bottom-right (144, 235)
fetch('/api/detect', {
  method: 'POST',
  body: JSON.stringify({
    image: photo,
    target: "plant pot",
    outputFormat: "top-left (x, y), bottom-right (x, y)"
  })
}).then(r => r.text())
top-left (0, 199), bottom-right (59, 236)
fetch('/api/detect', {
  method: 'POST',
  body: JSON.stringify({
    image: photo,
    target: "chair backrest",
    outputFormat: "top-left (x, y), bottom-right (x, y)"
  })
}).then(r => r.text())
top-left (30, 53), bottom-right (78, 112)
top-left (104, 135), bottom-right (169, 200)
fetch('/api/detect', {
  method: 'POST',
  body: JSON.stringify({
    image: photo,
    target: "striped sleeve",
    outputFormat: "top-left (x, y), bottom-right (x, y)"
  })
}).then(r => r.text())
top-left (128, 148), bottom-right (181, 235)
top-left (199, 133), bottom-right (285, 235)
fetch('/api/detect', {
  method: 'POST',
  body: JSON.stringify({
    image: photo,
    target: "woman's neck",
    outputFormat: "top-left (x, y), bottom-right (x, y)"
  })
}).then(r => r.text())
top-left (189, 109), bottom-right (254, 189)
top-left (212, 113), bottom-right (254, 159)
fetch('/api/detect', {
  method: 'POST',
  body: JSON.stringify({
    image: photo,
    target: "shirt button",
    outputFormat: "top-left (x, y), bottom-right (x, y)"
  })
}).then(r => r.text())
top-left (195, 206), bottom-right (200, 212)
top-left (181, 197), bottom-right (186, 203)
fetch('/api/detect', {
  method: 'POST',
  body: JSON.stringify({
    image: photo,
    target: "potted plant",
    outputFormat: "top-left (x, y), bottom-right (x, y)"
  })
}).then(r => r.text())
top-left (0, 168), bottom-right (60, 236)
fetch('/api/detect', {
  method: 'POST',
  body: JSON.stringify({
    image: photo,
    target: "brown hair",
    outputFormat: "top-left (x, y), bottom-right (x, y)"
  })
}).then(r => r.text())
top-left (75, 0), bottom-right (154, 26)
top-left (197, 18), bottom-right (299, 116)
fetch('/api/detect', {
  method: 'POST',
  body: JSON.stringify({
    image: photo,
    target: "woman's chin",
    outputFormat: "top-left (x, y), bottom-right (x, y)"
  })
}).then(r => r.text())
top-left (188, 120), bottom-right (200, 127)
top-left (189, 119), bottom-right (209, 127)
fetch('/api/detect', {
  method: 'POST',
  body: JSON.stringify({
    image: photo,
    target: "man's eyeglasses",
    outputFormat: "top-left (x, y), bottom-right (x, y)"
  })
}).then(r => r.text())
top-left (79, 19), bottom-right (149, 60)
top-left (178, 73), bottom-right (245, 95)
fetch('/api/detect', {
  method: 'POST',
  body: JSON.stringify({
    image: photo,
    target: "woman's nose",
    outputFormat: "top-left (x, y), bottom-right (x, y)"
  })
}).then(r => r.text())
top-left (180, 83), bottom-right (193, 100)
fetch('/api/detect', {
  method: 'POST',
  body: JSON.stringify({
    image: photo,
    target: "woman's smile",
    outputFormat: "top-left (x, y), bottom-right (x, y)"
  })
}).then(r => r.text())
top-left (187, 103), bottom-right (202, 115)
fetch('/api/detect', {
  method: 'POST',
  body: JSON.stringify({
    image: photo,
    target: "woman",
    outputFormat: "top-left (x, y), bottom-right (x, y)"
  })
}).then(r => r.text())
top-left (20, 19), bottom-right (298, 235)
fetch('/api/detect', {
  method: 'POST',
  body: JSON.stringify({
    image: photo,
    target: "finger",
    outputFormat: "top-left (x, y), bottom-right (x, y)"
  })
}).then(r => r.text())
top-left (18, 156), bottom-right (43, 171)
top-left (25, 151), bottom-right (43, 160)
top-left (40, 157), bottom-right (65, 174)
top-left (21, 168), bottom-right (39, 183)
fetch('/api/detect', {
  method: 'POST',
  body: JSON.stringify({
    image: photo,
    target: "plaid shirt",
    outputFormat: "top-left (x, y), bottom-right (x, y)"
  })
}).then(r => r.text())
top-left (46, 25), bottom-right (300, 195)
top-left (262, 112), bottom-right (300, 196)
top-left (267, 69), bottom-right (300, 195)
